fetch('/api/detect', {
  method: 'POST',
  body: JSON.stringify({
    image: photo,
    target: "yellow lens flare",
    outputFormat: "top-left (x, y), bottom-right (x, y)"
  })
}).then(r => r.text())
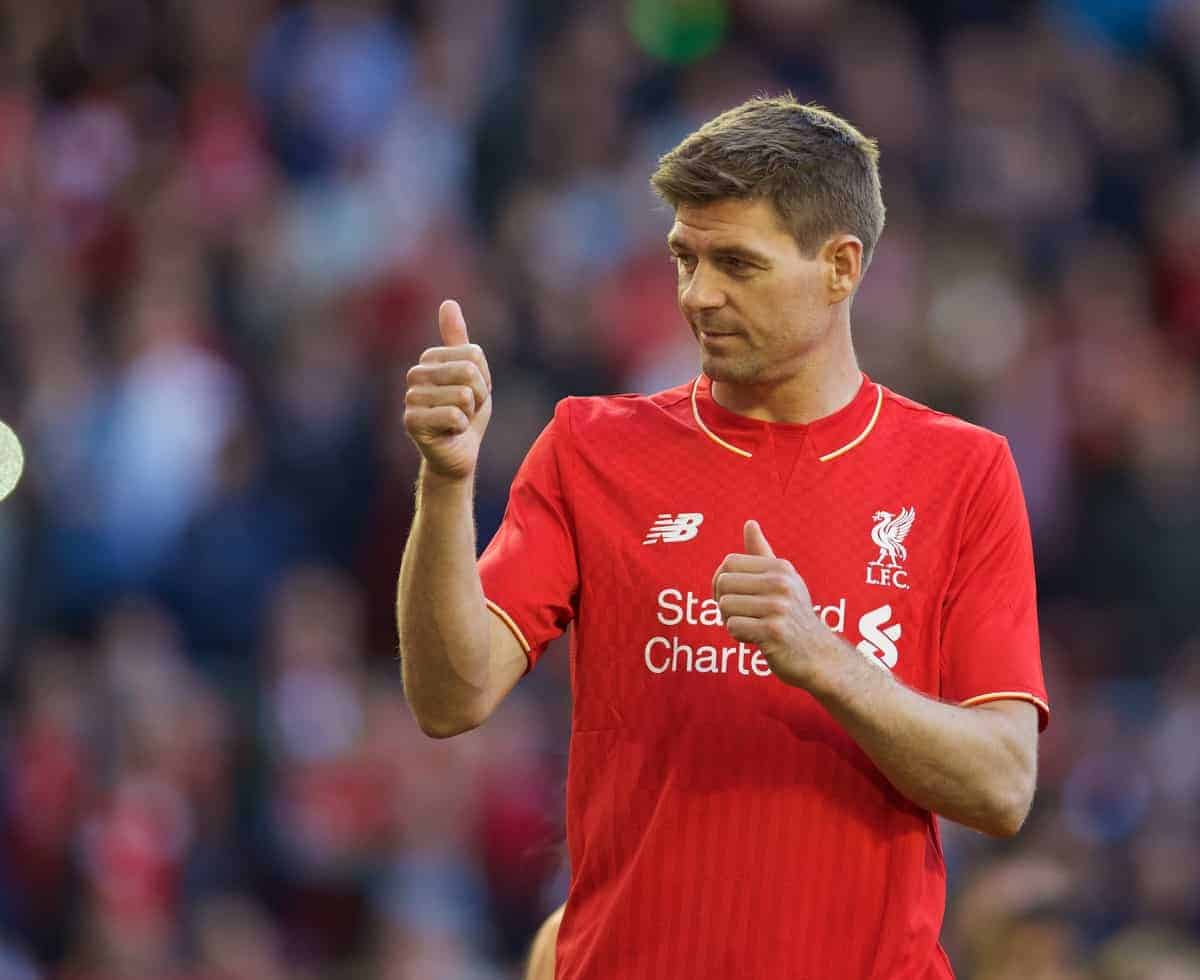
top-left (0, 420), bottom-right (24, 502)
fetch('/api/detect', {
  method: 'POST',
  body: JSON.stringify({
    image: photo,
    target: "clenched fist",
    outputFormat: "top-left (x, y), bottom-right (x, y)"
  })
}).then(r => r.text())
top-left (405, 300), bottom-right (493, 480)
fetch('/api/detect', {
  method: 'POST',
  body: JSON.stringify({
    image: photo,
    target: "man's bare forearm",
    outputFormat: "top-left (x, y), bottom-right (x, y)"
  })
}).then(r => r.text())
top-left (801, 634), bottom-right (1037, 836)
top-left (397, 464), bottom-right (492, 736)
top-left (715, 521), bottom-right (1039, 837)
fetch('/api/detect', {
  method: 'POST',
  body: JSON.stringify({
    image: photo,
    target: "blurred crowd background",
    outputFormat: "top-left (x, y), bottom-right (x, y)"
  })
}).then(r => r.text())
top-left (0, 0), bottom-right (1198, 977)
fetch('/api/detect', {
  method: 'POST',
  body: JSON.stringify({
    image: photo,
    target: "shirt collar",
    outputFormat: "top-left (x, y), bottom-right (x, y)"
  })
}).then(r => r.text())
top-left (690, 372), bottom-right (883, 463)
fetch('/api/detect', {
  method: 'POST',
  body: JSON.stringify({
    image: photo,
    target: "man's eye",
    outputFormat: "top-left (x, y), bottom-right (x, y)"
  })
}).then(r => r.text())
top-left (721, 256), bottom-right (747, 271)
top-left (672, 254), bottom-right (697, 272)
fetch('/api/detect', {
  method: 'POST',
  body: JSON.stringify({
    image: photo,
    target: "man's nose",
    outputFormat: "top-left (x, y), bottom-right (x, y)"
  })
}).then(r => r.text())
top-left (679, 263), bottom-right (725, 316)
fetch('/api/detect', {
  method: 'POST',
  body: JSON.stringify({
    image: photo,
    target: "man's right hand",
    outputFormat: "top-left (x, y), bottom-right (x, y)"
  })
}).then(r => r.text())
top-left (405, 300), bottom-right (493, 480)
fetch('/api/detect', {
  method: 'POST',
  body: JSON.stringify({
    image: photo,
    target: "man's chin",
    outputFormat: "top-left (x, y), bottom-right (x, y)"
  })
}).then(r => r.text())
top-left (700, 353), bottom-right (759, 384)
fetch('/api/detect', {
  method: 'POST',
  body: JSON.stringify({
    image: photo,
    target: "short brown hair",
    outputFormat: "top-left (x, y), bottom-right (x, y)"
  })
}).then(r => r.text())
top-left (650, 95), bottom-right (886, 267)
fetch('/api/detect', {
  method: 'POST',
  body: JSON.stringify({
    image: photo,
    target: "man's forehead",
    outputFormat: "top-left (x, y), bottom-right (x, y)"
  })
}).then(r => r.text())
top-left (668, 199), bottom-right (789, 247)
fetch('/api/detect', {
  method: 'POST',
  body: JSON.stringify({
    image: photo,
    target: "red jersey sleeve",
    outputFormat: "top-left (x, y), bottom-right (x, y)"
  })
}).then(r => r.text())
top-left (940, 439), bottom-right (1049, 729)
top-left (478, 401), bottom-right (578, 670)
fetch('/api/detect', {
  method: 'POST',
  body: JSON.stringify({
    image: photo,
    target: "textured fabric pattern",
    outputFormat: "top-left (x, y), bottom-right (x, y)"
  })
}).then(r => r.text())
top-left (478, 374), bottom-right (1048, 980)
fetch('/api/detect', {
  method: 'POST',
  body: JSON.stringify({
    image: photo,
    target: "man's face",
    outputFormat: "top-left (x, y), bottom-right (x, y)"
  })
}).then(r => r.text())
top-left (667, 198), bottom-right (833, 385)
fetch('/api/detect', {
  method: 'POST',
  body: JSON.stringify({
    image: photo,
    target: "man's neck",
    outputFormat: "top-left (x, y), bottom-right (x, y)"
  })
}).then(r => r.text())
top-left (711, 339), bottom-right (862, 425)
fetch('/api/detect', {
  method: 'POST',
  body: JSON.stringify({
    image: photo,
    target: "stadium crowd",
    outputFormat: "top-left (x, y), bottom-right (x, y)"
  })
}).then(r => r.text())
top-left (0, 0), bottom-right (1198, 976)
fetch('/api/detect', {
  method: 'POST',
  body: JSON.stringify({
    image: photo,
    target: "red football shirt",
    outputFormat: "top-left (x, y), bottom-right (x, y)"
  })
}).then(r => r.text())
top-left (479, 373), bottom-right (1048, 980)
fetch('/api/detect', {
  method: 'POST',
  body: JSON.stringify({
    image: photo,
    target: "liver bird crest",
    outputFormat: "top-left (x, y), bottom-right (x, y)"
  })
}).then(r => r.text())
top-left (870, 507), bottom-right (915, 567)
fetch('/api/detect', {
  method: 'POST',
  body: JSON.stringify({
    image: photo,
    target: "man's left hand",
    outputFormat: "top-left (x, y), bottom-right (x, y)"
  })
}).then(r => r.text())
top-left (712, 521), bottom-right (827, 688)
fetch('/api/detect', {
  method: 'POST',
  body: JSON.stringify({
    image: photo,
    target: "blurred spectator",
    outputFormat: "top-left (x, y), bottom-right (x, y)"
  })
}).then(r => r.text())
top-left (159, 417), bottom-right (309, 677)
top-left (192, 893), bottom-right (291, 980)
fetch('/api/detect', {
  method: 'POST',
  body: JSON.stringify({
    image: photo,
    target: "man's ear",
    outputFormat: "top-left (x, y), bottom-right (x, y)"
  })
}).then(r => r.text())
top-left (824, 235), bottom-right (864, 304)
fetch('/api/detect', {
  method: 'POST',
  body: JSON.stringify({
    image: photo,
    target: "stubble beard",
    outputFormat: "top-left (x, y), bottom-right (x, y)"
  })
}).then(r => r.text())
top-left (700, 348), bottom-right (776, 385)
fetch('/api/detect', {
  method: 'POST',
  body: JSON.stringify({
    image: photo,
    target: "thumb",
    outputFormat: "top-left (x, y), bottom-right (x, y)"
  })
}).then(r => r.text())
top-left (438, 299), bottom-right (470, 346)
top-left (744, 520), bottom-right (775, 558)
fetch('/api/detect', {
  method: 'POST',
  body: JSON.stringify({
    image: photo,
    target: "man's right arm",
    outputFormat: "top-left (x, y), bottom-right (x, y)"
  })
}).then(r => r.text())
top-left (397, 300), bottom-right (526, 737)
top-left (397, 466), bottom-right (528, 737)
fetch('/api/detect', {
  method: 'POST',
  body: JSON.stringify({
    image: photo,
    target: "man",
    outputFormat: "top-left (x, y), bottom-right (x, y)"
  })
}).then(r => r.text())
top-left (398, 95), bottom-right (1048, 979)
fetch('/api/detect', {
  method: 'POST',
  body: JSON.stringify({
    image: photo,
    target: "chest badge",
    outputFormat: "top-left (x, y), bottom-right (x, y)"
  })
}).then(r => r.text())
top-left (867, 507), bottom-right (915, 590)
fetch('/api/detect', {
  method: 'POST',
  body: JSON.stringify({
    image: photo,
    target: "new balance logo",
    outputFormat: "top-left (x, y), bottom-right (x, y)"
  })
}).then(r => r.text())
top-left (643, 513), bottom-right (704, 544)
top-left (856, 604), bottom-right (902, 670)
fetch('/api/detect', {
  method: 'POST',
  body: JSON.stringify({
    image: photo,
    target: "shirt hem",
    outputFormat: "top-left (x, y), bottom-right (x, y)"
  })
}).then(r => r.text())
top-left (485, 598), bottom-right (533, 665)
top-left (959, 691), bottom-right (1049, 729)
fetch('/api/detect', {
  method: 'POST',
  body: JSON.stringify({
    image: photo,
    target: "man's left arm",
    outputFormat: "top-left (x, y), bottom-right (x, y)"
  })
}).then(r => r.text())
top-left (715, 520), bottom-right (1039, 838)
top-left (787, 622), bottom-right (1036, 837)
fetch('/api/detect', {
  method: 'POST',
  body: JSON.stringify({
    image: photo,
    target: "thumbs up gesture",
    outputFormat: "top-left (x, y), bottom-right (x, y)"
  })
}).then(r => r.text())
top-left (712, 521), bottom-right (822, 687)
top-left (405, 300), bottom-right (494, 480)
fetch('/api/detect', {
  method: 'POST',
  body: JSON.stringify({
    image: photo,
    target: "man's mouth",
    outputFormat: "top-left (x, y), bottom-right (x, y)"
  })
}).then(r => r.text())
top-left (695, 322), bottom-right (739, 337)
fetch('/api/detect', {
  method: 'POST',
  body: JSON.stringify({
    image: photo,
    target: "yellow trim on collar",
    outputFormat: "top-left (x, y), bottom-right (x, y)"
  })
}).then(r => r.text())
top-left (690, 376), bottom-right (753, 459)
top-left (817, 383), bottom-right (883, 462)
top-left (690, 376), bottom-right (883, 463)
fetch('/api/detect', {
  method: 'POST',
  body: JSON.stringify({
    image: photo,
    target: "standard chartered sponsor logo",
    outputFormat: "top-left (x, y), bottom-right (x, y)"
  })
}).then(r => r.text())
top-left (643, 589), bottom-right (902, 676)
top-left (644, 635), bottom-right (774, 676)
top-left (855, 604), bottom-right (901, 670)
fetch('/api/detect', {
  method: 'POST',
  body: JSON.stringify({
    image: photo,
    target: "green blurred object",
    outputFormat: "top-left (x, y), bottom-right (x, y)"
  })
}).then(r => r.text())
top-left (628, 0), bottom-right (728, 64)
